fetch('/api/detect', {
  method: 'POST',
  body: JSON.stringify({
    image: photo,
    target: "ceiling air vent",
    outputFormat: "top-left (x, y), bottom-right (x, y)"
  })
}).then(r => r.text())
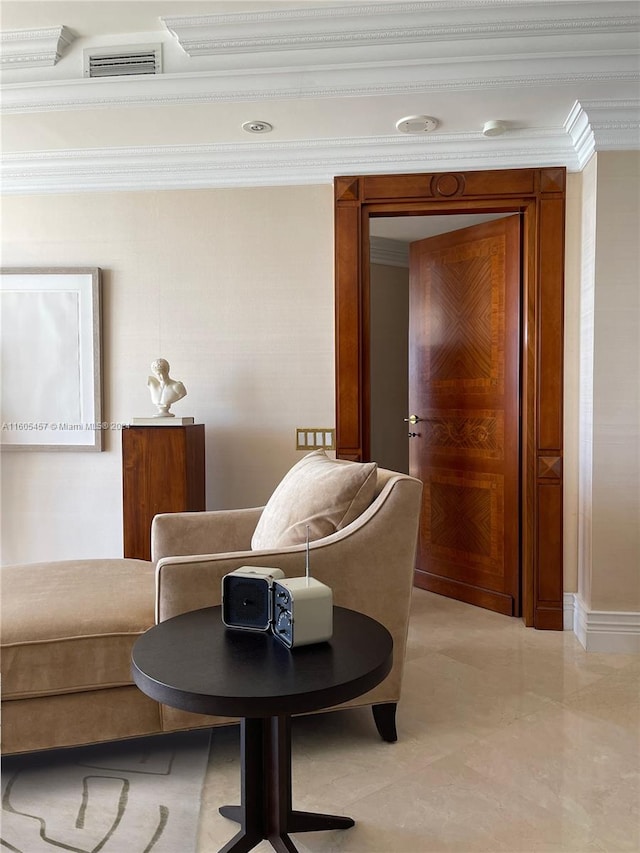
top-left (83, 44), bottom-right (162, 78)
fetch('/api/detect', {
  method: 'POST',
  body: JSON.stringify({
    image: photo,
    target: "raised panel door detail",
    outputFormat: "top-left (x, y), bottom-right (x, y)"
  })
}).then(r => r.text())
top-left (410, 216), bottom-right (520, 613)
top-left (424, 237), bottom-right (505, 395)
top-left (424, 468), bottom-right (504, 579)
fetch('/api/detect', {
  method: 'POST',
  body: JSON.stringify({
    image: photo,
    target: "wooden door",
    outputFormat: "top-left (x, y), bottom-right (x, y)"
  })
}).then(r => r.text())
top-left (409, 216), bottom-right (520, 615)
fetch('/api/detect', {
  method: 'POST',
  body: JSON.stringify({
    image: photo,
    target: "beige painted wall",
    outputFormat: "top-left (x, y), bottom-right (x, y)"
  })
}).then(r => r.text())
top-left (1, 186), bottom-right (334, 563)
top-left (1, 164), bottom-right (637, 619)
top-left (591, 152), bottom-right (640, 611)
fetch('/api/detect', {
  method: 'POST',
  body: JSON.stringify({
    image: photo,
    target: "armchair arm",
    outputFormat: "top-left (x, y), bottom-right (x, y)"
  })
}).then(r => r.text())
top-left (155, 473), bottom-right (421, 634)
top-left (151, 506), bottom-right (264, 563)
top-left (155, 547), bottom-right (307, 624)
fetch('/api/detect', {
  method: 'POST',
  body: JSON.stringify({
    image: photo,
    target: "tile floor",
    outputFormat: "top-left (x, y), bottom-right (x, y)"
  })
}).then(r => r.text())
top-left (196, 589), bottom-right (640, 852)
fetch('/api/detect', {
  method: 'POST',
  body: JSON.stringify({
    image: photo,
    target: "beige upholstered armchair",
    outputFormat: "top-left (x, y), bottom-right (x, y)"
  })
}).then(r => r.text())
top-left (152, 461), bottom-right (422, 741)
top-left (2, 456), bottom-right (421, 754)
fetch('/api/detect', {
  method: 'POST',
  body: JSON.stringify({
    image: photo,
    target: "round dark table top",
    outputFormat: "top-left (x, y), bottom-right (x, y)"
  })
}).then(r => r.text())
top-left (131, 605), bottom-right (393, 719)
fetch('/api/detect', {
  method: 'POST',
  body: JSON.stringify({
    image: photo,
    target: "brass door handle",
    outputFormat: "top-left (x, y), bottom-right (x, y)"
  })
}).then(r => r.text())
top-left (404, 414), bottom-right (423, 424)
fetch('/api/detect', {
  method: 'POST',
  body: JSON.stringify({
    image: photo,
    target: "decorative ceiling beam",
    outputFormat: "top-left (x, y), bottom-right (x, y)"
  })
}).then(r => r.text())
top-left (565, 102), bottom-right (596, 169)
top-left (0, 26), bottom-right (75, 69)
top-left (0, 125), bottom-right (582, 196)
top-left (581, 98), bottom-right (640, 150)
top-left (161, 2), bottom-right (639, 57)
top-left (3, 62), bottom-right (638, 115)
top-left (565, 99), bottom-right (640, 165)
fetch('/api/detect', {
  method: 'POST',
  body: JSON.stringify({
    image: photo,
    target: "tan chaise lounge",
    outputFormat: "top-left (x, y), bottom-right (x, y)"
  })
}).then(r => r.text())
top-left (1, 459), bottom-right (422, 755)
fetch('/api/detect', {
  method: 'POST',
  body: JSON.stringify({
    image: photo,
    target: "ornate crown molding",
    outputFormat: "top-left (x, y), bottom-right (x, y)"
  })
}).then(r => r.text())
top-left (581, 98), bottom-right (640, 150)
top-left (7, 99), bottom-right (635, 196)
top-left (565, 102), bottom-right (596, 169)
top-left (0, 126), bottom-right (582, 196)
top-left (3, 64), bottom-right (638, 115)
top-left (161, 3), bottom-right (639, 56)
top-left (0, 26), bottom-right (75, 68)
top-left (370, 238), bottom-right (410, 268)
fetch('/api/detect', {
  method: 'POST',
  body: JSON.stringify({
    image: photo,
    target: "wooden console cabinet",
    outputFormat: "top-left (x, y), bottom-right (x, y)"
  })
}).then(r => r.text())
top-left (122, 424), bottom-right (205, 561)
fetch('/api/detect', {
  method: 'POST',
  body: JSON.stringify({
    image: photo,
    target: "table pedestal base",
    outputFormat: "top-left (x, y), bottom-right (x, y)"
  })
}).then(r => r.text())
top-left (218, 716), bottom-right (355, 853)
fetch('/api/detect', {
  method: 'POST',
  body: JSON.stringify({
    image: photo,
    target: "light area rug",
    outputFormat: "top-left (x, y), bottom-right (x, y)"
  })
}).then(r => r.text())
top-left (1, 729), bottom-right (211, 853)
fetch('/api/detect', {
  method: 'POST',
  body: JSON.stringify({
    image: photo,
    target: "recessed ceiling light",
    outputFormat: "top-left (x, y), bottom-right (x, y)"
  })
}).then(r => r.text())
top-left (242, 120), bottom-right (273, 134)
top-left (395, 115), bottom-right (439, 134)
top-left (482, 120), bottom-right (507, 137)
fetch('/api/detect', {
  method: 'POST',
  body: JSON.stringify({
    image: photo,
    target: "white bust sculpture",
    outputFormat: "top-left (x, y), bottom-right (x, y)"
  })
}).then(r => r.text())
top-left (147, 358), bottom-right (187, 417)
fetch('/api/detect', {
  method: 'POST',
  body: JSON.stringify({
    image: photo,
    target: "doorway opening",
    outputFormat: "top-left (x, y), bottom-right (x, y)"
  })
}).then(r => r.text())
top-left (369, 213), bottom-right (510, 474)
top-left (334, 168), bottom-right (565, 629)
top-left (370, 213), bottom-right (521, 616)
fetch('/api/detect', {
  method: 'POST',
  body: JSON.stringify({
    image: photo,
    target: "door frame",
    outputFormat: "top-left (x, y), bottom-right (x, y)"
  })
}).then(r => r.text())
top-left (334, 168), bottom-right (565, 629)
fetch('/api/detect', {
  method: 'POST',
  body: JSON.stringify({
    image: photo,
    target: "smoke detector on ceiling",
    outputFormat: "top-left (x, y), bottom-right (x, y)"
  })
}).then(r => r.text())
top-left (395, 115), bottom-right (439, 134)
top-left (482, 120), bottom-right (507, 137)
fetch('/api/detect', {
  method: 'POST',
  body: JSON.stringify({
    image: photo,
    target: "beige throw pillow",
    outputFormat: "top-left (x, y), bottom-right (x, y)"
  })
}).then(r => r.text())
top-left (251, 449), bottom-right (378, 549)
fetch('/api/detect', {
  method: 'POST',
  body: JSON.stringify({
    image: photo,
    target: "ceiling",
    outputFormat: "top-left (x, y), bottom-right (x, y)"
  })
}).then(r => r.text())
top-left (1, 1), bottom-right (639, 195)
top-left (369, 213), bottom-right (508, 241)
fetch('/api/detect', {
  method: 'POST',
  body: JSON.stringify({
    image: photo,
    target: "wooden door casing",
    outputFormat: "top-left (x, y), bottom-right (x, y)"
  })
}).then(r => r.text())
top-left (409, 217), bottom-right (521, 616)
top-left (334, 168), bottom-right (565, 630)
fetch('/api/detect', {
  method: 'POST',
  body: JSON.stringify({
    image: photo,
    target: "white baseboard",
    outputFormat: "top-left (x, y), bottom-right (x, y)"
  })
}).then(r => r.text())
top-left (564, 593), bottom-right (640, 653)
top-left (563, 592), bottom-right (575, 631)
